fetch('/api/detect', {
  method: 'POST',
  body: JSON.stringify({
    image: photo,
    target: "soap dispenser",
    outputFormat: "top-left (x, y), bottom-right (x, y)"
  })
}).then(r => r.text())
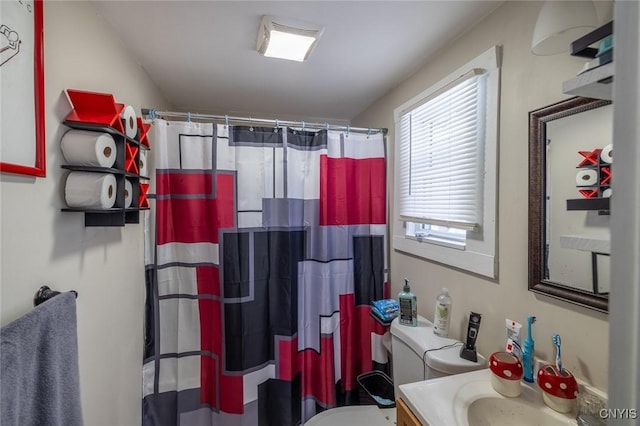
top-left (398, 279), bottom-right (417, 326)
top-left (522, 315), bottom-right (537, 383)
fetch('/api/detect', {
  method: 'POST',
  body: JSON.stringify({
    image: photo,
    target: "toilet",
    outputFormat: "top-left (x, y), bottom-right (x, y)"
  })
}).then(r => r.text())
top-left (305, 315), bottom-right (487, 425)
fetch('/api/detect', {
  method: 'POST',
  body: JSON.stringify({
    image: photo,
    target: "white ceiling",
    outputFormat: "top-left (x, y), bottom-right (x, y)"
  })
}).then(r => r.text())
top-left (91, 1), bottom-right (503, 123)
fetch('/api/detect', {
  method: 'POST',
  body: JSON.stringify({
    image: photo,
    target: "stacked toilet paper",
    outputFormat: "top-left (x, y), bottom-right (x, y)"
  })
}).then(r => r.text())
top-left (61, 130), bottom-right (117, 168)
top-left (121, 105), bottom-right (138, 139)
top-left (65, 172), bottom-right (117, 209)
top-left (139, 151), bottom-right (148, 177)
top-left (600, 144), bottom-right (613, 164)
top-left (575, 169), bottom-right (598, 186)
top-left (124, 179), bottom-right (133, 208)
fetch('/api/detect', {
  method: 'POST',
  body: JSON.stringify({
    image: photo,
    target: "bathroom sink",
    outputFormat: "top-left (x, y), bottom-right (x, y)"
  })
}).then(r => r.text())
top-left (399, 369), bottom-right (579, 426)
top-left (467, 397), bottom-right (574, 426)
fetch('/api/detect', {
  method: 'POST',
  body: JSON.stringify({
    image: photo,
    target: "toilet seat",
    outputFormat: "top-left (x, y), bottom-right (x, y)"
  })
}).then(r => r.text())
top-left (304, 405), bottom-right (394, 426)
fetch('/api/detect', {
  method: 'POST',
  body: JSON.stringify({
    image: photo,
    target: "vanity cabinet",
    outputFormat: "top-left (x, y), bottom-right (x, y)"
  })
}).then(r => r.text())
top-left (60, 90), bottom-right (151, 227)
top-left (396, 397), bottom-right (422, 426)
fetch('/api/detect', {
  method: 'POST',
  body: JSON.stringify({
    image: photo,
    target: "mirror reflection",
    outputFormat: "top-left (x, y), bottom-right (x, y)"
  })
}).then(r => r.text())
top-left (546, 103), bottom-right (612, 294)
top-left (529, 97), bottom-right (612, 313)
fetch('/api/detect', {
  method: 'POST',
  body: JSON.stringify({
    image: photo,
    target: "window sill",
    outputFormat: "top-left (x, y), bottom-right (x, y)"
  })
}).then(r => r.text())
top-left (393, 235), bottom-right (495, 278)
top-left (406, 234), bottom-right (465, 251)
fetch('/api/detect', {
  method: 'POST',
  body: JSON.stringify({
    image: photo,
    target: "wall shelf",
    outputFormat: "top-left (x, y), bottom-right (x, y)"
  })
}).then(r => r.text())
top-left (61, 90), bottom-right (150, 227)
top-left (570, 21), bottom-right (613, 58)
top-left (559, 235), bottom-right (610, 254)
top-left (566, 197), bottom-right (610, 213)
top-left (562, 62), bottom-right (613, 100)
top-left (563, 21), bottom-right (614, 101)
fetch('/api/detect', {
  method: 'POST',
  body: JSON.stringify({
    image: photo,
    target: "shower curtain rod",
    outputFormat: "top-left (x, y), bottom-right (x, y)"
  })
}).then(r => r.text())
top-left (141, 108), bottom-right (388, 135)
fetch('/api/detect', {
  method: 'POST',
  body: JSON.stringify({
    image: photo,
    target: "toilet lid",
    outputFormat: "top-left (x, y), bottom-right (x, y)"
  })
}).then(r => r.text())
top-left (304, 406), bottom-right (390, 426)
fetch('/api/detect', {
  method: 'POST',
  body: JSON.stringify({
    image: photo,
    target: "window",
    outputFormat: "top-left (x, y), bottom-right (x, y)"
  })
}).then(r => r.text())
top-left (393, 46), bottom-right (501, 278)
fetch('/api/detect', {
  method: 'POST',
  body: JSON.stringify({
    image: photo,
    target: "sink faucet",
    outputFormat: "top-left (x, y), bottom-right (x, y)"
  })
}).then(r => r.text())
top-left (576, 392), bottom-right (606, 426)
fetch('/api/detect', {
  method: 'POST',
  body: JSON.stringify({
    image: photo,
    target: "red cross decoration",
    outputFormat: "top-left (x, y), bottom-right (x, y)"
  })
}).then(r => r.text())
top-left (65, 89), bottom-right (125, 133)
top-left (600, 167), bottom-right (611, 185)
top-left (139, 182), bottom-right (150, 208)
top-left (577, 149), bottom-right (602, 167)
top-left (125, 143), bottom-right (139, 174)
top-left (137, 118), bottom-right (151, 147)
top-left (579, 189), bottom-right (599, 199)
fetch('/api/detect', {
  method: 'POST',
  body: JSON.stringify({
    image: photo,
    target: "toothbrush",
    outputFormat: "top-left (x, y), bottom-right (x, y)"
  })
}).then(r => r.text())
top-left (553, 333), bottom-right (563, 373)
top-left (522, 316), bottom-right (536, 383)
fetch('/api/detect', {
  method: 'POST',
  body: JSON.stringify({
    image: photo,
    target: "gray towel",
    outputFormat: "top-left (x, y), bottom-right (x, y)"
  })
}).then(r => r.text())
top-left (1, 292), bottom-right (83, 426)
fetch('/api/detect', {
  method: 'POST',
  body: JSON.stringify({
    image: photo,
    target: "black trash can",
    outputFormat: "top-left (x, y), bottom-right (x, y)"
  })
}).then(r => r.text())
top-left (356, 371), bottom-right (395, 408)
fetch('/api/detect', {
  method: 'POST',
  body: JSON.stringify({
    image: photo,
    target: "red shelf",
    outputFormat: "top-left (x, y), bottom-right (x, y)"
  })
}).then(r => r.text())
top-left (65, 89), bottom-right (125, 133)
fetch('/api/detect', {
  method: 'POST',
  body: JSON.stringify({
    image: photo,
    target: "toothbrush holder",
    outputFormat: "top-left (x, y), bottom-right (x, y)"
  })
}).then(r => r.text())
top-left (489, 352), bottom-right (523, 397)
top-left (537, 364), bottom-right (579, 413)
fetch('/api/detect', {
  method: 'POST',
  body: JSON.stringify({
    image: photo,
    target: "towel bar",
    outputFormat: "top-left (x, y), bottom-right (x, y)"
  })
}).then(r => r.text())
top-left (33, 286), bottom-right (78, 307)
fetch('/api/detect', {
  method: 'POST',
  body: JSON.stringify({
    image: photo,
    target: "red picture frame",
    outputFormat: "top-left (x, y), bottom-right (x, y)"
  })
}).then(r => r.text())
top-left (0, 0), bottom-right (45, 177)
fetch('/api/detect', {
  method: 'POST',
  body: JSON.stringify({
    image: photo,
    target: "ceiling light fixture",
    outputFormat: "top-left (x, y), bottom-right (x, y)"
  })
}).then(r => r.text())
top-left (531, 0), bottom-right (598, 56)
top-left (257, 15), bottom-right (324, 62)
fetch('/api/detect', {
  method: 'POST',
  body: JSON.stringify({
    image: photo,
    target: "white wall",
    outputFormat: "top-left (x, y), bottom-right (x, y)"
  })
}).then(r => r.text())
top-left (354, 1), bottom-right (610, 390)
top-left (0, 1), bottom-right (170, 425)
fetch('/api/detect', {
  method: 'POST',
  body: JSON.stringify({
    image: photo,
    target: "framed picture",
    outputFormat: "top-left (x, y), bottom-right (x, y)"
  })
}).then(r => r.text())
top-left (1, 0), bottom-right (45, 177)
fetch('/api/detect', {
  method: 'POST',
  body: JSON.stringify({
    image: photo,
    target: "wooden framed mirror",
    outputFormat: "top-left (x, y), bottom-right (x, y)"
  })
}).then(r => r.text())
top-left (529, 96), bottom-right (612, 313)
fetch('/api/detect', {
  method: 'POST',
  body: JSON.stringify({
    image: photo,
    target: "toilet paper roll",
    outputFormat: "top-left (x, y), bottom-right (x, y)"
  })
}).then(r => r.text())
top-left (60, 130), bottom-right (117, 168)
top-left (124, 179), bottom-right (133, 208)
top-left (602, 188), bottom-right (612, 198)
top-left (65, 172), bottom-right (117, 209)
top-left (121, 105), bottom-right (138, 139)
top-left (600, 144), bottom-right (613, 164)
top-left (576, 169), bottom-right (598, 186)
top-left (139, 151), bottom-right (148, 177)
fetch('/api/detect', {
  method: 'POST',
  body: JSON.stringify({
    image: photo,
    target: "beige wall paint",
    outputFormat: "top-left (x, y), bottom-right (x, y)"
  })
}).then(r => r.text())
top-left (0, 1), bottom-right (170, 425)
top-left (354, 1), bottom-right (609, 390)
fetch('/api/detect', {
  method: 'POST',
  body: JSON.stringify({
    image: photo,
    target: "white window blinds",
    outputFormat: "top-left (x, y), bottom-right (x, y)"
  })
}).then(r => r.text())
top-left (398, 69), bottom-right (487, 231)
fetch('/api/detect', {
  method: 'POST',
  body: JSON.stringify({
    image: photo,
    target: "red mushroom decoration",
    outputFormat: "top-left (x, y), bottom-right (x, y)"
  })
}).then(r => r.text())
top-left (537, 364), bottom-right (579, 413)
top-left (489, 352), bottom-right (523, 397)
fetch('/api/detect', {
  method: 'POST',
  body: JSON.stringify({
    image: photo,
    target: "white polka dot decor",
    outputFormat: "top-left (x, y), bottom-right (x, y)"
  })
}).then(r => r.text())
top-left (537, 364), bottom-right (579, 414)
top-left (488, 351), bottom-right (523, 397)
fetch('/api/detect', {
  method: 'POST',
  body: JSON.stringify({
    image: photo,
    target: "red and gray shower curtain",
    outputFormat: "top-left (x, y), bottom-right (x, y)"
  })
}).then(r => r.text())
top-left (143, 120), bottom-right (388, 425)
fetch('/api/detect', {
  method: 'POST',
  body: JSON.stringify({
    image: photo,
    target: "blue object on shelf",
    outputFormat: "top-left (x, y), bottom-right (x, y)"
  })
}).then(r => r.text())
top-left (522, 315), bottom-right (536, 383)
top-left (596, 35), bottom-right (613, 57)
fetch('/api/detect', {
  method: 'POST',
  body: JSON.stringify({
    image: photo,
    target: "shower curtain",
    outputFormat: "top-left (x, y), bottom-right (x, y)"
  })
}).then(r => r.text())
top-left (143, 120), bottom-right (388, 426)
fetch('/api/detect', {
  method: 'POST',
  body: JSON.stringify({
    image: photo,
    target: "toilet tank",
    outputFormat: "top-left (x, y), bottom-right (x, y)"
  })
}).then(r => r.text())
top-left (389, 315), bottom-right (486, 398)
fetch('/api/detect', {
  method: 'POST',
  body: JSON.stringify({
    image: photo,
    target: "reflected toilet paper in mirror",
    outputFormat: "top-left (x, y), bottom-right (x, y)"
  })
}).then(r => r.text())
top-left (600, 144), bottom-right (613, 164)
top-left (575, 169), bottom-right (598, 186)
